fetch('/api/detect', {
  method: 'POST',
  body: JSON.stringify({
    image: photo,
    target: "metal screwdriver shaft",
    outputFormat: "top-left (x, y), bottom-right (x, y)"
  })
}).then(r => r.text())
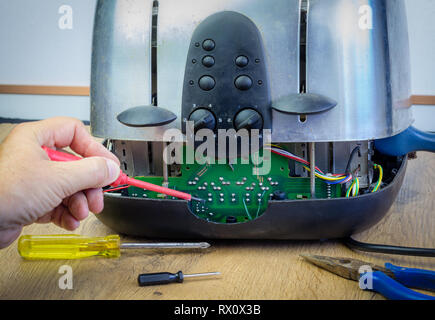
top-left (309, 142), bottom-right (316, 199)
top-left (183, 272), bottom-right (221, 279)
top-left (120, 242), bottom-right (210, 249)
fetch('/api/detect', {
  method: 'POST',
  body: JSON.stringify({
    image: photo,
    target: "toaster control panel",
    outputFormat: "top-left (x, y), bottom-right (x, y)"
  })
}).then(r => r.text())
top-left (181, 11), bottom-right (271, 136)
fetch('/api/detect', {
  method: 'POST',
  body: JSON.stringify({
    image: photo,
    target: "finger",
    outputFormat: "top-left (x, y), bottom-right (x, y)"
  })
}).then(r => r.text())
top-left (85, 188), bottom-right (104, 214)
top-left (36, 212), bottom-right (53, 224)
top-left (60, 210), bottom-right (80, 231)
top-left (50, 205), bottom-right (65, 228)
top-left (37, 197), bottom-right (72, 224)
top-left (0, 226), bottom-right (22, 249)
top-left (66, 192), bottom-right (89, 221)
top-left (38, 205), bottom-right (79, 230)
top-left (21, 117), bottom-right (119, 164)
top-left (50, 156), bottom-right (120, 198)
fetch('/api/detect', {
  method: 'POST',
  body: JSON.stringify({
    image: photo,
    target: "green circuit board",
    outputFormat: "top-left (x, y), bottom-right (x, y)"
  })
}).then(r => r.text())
top-left (122, 151), bottom-right (341, 224)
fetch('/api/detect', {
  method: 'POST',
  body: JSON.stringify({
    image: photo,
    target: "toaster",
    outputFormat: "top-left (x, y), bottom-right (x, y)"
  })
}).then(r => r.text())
top-left (89, 0), bottom-right (433, 240)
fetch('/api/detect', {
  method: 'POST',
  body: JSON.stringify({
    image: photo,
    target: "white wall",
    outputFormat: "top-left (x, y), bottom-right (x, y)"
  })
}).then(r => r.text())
top-left (0, 0), bottom-right (96, 120)
top-left (0, 0), bottom-right (95, 86)
top-left (0, 0), bottom-right (434, 130)
top-left (0, 94), bottom-right (90, 121)
top-left (405, 0), bottom-right (435, 132)
top-left (406, 0), bottom-right (435, 95)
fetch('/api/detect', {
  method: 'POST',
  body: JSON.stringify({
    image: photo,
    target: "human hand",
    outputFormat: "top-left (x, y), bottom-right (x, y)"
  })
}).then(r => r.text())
top-left (0, 117), bottom-right (120, 248)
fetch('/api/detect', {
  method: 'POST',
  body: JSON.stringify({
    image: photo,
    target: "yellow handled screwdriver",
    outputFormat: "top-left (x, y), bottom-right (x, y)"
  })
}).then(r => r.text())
top-left (18, 235), bottom-right (210, 260)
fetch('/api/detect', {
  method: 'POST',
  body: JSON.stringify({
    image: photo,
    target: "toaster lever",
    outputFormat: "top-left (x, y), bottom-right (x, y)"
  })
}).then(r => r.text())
top-left (272, 93), bottom-right (337, 115)
top-left (117, 105), bottom-right (177, 128)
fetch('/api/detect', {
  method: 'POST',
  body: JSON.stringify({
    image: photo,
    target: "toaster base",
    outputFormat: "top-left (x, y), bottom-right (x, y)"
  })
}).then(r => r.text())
top-left (95, 157), bottom-right (407, 240)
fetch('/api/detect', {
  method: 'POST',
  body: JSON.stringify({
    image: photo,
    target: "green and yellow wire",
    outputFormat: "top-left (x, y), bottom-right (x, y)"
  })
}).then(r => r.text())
top-left (346, 177), bottom-right (360, 198)
top-left (345, 164), bottom-right (383, 197)
top-left (372, 164), bottom-right (383, 193)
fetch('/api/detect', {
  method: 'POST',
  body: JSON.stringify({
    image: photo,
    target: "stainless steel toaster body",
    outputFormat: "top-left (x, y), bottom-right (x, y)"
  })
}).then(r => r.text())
top-left (91, 0), bottom-right (412, 142)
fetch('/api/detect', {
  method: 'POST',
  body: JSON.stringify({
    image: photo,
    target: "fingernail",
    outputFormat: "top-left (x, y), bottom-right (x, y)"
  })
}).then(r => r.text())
top-left (105, 158), bottom-right (120, 182)
top-left (71, 220), bottom-right (80, 231)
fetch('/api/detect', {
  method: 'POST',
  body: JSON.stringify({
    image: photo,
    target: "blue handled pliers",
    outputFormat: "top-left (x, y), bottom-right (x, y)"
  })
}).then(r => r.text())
top-left (301, 254), bottom-right (435, 300)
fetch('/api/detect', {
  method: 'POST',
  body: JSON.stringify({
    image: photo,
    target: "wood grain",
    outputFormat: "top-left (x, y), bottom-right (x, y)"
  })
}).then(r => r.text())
top-left (0, 123), bottom-right (434, 300)
top-left (0, 85), bottom-right (90, 96)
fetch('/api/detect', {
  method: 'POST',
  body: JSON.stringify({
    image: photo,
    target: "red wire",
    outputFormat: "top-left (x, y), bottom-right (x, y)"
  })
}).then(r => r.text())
top-left (270, 148), bottom-right (351, 180)
top-left (103, 185), bottom-right (129, 193)
top-left (270, 149), bottom-right (325, 174)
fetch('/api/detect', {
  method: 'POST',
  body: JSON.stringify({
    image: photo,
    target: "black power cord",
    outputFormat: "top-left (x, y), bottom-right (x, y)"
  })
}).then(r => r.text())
top-left (344, 237), bottom-right (435, 257)
top-left (345, 146), bottom-right (361, 175)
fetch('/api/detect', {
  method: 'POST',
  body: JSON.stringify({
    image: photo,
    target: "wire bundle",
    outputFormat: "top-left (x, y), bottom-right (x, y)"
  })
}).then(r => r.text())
top-left (345, 163), bottom-right (384, 197)
top-left (268, 147), bottom-right (353, 185)
top-left (267, 146), bottom-right (386, 198)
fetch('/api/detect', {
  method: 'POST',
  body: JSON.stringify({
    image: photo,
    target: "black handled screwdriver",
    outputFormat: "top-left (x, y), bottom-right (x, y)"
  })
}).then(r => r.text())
top-left (138, 271), bottom-right (221, 286)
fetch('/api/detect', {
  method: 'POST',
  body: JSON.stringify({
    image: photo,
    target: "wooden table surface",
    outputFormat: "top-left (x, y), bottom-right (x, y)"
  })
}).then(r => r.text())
top-left (0, 123), bottom-right (434, 300)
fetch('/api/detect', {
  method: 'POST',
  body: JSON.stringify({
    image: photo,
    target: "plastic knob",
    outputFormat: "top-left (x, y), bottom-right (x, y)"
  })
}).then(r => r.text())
top-left (189, 109), bottom-right (216, 131)
top-left (234, 109), bottom-right (263, 131)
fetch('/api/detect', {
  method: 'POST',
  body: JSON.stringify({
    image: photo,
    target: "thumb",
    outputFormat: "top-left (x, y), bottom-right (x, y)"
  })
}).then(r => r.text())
top-left (51, 157), bottom-right (120, 196)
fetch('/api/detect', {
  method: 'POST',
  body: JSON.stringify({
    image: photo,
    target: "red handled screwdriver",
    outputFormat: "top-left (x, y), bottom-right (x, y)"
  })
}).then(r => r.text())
top-left (42, 146), bottom-right (204, 202)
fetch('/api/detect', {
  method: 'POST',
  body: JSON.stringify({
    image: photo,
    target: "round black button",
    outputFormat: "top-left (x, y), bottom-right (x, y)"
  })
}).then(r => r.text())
top-left (199, 76), bottom-right (215, 91)
top-left (235, 55), bottom-right (249, 68)
top-left (202, 56), bottom-right (215, 68)
top-left (202, 39), bottom-right (215, 51)
top-left (235, 75), bottom-right (253, 91)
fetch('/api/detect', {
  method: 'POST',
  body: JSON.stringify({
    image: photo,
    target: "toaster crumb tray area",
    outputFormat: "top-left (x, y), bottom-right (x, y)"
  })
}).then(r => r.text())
top-left (110, 152), bottom-right (341, 224)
